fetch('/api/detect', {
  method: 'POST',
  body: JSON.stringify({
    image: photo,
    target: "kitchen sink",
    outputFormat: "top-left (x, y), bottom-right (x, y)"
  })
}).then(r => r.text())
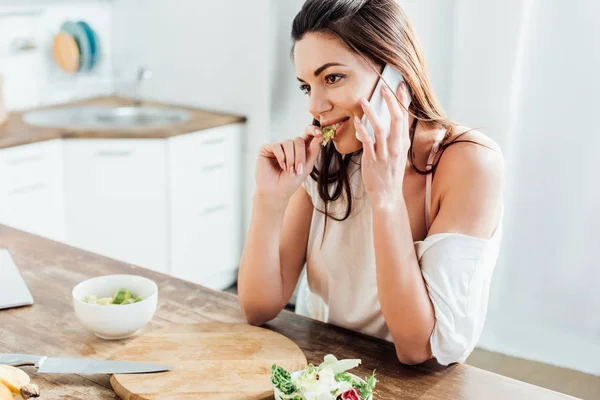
top-left (23, 105), bottom-right (191, 129)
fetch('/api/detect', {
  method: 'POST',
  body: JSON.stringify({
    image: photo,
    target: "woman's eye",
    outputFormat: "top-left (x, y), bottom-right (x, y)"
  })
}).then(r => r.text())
top-left (299, 84), bottom-right (311, 94)
top-left (325, 74), bottom-right (344, 85)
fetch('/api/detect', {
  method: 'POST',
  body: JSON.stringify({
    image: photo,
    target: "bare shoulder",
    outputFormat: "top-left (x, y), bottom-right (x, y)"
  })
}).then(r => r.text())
top-left (428, 126), bottom-right (504, 238)
top-left (436, 125), bottom-right (504, 188)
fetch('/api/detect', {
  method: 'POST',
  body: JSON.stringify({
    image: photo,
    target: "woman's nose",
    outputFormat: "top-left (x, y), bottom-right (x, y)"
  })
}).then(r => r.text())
top-left (308, 92), bottom-right (332, 118)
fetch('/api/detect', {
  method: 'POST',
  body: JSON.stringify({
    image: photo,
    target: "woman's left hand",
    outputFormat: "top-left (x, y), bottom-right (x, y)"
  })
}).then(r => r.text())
top-left (355, 81), bottom-right (411, 209)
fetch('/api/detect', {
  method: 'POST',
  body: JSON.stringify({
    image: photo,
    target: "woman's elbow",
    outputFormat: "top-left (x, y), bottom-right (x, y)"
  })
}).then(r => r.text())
top-left (395, 342), bottom-right (434, 365)
top-left (396, 350), bottom-right (432, 366)
top-left (243, 311), bottom-right (268, 327)
top-left (238, 296), bottom-right (278, 326)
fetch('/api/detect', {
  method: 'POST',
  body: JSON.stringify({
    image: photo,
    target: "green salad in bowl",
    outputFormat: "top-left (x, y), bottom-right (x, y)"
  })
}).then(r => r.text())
top-left (272, 354), bottom-right (377, 400)
top-left (85, 288), bottom-right (143, 306)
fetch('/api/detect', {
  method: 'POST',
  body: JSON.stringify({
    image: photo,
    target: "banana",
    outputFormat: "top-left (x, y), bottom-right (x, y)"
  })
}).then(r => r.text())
top-left (0, 365), bottom-right (39, 398)
top-left (0, 384), bottom-right (11, 400)
top-left (0, 365), bottom-right (29, 395)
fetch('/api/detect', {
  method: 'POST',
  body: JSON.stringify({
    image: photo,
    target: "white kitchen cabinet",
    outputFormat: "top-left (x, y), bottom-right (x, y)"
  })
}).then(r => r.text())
top-left (63, 139), bottom-right (168, 273)
top-left (168, 123), bottom-right (243, 290)
top-left (2, 123), bottom-right (244, 287)
top-left (0, 139), bottom-right (66, 242)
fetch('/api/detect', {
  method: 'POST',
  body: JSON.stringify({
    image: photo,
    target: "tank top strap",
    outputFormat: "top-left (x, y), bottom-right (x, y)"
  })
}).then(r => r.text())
top-left (425, 128), bottom-right (446, 233)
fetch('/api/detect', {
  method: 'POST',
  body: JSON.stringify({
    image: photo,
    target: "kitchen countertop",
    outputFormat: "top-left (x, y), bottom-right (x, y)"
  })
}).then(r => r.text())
top-left (0, 225), bottom-right (576, 400)
top-left (0, 96), bottom-right (246, 149)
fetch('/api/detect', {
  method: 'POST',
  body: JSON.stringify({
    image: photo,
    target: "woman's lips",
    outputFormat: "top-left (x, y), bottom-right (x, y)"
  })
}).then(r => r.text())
top-left (332, 117), bottom-right (350, 140)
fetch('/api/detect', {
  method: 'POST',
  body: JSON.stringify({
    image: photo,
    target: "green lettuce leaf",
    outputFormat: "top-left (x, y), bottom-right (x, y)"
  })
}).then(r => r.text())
top-left (321, 126), bottom-right (335, 146)
top-left (271, 364), bottom-right (297, 395)
top-left (354, 370), bottom-right (378, 399)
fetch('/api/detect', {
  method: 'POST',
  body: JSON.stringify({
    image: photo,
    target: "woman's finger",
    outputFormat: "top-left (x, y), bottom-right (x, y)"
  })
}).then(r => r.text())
top-left (360, 98), bottom-right (387, 158)
top-left (270, 143), bottom-right (286, 171)
top-left (294, 137), bottom-right (306, 175)
top-left (382, 84), bottom-right (406, 154)
top-left (306, 135), bottom-right (322, 171)
top-left (303, 125), bottom-right (323, 141)
top-left (354, 115), bottom-right (377, 161)
top-left (282, 140), bottom-right (295, 175)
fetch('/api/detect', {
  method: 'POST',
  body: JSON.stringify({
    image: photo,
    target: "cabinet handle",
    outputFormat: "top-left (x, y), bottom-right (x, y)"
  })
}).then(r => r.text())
top-left (201, 162), bottom-right (225, 172)
top-left (200, 204), bottom-right (227, 215)
top-left (7, 153), bottom-right (43, 166)
top-left (200, 137), bottom-right (226, 146)
top-left (9, 182), bottom-right (45, 195)
top-left (95, 150), bottom-right (133, 157)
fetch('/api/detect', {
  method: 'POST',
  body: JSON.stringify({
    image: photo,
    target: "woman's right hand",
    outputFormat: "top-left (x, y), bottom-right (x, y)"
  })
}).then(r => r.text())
top-left (255, 125), bottom-right (322, 203)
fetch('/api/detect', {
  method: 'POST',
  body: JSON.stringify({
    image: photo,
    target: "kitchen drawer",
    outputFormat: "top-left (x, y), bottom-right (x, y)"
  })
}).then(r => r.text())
top-left (168, 123), bottom-right (242, 169)
top-left (194, 132), bottom-right (231, 167)
top-left (172, 159), bottom-right (234, 213)
top-left (169, 123), bottom-right (242, 215)
top-left (1, 183), bottom-right (66, 241)
top-left (0, 140), bottom-right (66, 242)
top-left (0, 140), bottom-right (62, 193)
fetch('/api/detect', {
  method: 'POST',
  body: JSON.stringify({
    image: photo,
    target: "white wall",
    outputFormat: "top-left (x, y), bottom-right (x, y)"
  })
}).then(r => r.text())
top-left (0, 2), bottom-right (113, 111)
top-left (110, 0), bottom-right (272, 233)
top-left (468, 0), bottom-right (600, 375)
top-left (446, 0), bottom-right (529, 150)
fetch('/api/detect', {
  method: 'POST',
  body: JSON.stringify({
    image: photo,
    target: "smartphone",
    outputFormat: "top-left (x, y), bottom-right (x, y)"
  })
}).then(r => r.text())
top-left (361, 64), bottom-right (410, 142)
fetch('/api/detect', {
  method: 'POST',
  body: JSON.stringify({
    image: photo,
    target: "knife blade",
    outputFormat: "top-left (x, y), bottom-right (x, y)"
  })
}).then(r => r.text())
top-left (0, 353), bottom-right (172, 374)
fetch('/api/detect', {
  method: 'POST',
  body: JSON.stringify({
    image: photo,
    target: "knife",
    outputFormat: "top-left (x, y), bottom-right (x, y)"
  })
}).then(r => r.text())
top-left (0, 353), bottom-right (172, 374)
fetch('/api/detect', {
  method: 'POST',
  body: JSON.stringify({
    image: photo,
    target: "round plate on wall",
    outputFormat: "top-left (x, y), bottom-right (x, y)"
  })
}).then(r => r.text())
top-left (77, 21), bottom-right (100, 71)
top-left (52, 31), bottom-right (80, 74)
top-left (60, 21), bottom-right (91, 72)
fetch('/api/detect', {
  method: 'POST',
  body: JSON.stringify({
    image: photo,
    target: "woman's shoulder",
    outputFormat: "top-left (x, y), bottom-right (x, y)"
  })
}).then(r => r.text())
top-left (429, 125), bottom-right (504, 239)
top-left (437, 125), bottom-right (504, 182)
top-left (449, 125), bottom-right (502, 150)
top-left (433, 125), bottom-right (504, 206)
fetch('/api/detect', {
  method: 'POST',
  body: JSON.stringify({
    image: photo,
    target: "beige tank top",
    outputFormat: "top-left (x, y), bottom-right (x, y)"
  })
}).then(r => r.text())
top-left (297, 129), bottom-right (503, 360)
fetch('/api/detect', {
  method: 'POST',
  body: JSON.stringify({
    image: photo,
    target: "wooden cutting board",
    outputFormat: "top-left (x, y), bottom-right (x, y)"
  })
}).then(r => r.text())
top-left (110, 323), bottom-right (307, 400)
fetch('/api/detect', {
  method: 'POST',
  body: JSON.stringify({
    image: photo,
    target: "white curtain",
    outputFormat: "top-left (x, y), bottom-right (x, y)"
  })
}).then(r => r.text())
top-left (271, 0), bottom-right (600, 375)
top-left (448, 0), bottom-right (600, 375)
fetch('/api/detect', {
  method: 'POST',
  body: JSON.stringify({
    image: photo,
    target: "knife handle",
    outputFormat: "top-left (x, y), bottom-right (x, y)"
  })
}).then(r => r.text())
top-left (0, 354), bottom-right (42, 367)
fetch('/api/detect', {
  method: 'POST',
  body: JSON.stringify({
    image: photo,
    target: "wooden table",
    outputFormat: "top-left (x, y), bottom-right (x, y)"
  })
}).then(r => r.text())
top-left (0, 225), bottom-right (576, 399)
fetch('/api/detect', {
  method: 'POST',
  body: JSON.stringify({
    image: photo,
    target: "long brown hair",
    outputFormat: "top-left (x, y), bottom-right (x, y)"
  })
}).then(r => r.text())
top-left (292, 0), bottom-right (479, 234)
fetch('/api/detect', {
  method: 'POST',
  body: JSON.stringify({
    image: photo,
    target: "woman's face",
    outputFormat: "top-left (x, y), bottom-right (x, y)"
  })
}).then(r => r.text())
top-left (294, 32), bottom-right (381, 154)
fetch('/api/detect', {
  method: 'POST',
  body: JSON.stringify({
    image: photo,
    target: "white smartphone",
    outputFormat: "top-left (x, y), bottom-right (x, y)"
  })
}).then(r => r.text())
top-left (361, 64), bottom-right (410, 142)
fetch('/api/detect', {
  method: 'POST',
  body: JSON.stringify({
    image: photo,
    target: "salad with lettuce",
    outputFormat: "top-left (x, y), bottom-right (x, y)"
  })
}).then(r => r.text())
top-left (271, 354), bottom-right (377, 400)
top-left (85, 289), bottom-right (143, 306)
top-left (321, 126), bottom-right (336, 146)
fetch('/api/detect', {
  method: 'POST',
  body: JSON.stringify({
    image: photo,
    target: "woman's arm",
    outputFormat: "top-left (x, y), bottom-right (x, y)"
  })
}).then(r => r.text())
top-left (238, 186), bottom-right (314, 326)
top-left (238, 126), bottom-right (322, 326)
top-left (372, 140), bottom-right (504, 365)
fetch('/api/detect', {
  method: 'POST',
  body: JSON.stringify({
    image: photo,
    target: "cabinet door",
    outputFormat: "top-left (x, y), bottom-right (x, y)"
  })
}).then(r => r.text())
top-left (0, 140), bottom-right (66, 242)
top-left (169, 123), bottom-right (243, 290)
top-left (63, 139), bottom-right (168, 273)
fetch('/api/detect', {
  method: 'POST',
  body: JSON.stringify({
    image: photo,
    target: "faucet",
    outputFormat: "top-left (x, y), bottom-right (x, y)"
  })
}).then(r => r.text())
top-left (133, 67), bottom-right (152, 106)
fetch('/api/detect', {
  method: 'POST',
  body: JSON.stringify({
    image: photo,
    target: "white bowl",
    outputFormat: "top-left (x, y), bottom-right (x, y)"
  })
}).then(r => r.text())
top-left (72, 274), bottom-right (158, 340)
top-left (273, 370), bottom-right (373, 400)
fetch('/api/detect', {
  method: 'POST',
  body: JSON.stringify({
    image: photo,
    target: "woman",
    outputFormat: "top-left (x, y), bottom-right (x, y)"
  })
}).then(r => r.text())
top-left (238, 0), bottom-right (504, 366)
